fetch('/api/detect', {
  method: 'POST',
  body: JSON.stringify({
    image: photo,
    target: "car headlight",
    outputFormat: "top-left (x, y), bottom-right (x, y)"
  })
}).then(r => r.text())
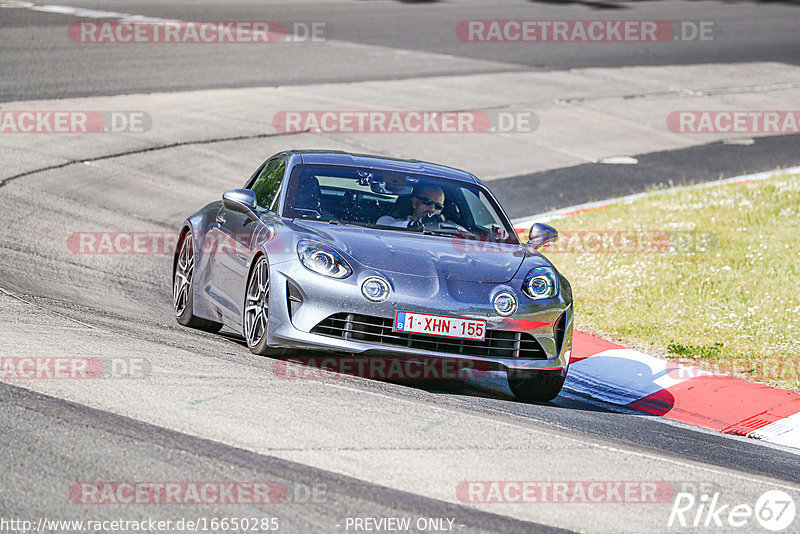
top-left (522, 266), bottom-right (559, 300)
top-left (297, 240), bottom-right (352, 279)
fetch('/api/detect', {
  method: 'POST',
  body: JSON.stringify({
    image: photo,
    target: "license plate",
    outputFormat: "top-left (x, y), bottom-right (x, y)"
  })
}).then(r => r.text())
top-left (393, 311), bottom-right (486, 341)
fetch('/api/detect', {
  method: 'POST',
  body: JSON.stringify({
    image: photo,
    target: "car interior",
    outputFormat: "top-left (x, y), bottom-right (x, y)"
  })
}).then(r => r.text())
top-left (284, 165), bottom-right (515, 243)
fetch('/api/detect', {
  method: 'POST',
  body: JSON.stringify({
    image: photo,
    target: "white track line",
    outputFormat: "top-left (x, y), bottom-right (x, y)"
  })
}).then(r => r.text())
top-left (27, 3), bottom-right (172, 21)
top-left (513, 165), bottom-right (800, 226)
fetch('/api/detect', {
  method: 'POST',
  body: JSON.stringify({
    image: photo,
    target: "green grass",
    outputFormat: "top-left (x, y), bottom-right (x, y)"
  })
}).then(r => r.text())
top-left (537, 171), bottom-right (800, 391)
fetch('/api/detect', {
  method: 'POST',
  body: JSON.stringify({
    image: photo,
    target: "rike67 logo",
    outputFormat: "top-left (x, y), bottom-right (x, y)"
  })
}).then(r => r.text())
top-left (668, 489), bottom-right (796, 531)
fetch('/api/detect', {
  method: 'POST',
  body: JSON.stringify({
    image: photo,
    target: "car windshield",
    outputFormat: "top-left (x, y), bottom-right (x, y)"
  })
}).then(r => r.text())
top-left (282, 164), bottom-right (518, 244)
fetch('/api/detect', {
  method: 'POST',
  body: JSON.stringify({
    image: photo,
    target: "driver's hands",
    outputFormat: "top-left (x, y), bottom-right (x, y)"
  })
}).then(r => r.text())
top-left (420, 212), bottom-right (445, 226)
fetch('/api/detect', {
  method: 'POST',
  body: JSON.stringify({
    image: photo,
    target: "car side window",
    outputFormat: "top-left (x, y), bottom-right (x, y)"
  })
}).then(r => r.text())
top-left (464, 189), bottom-right (500, 227)
top-left (251, 159), bottom-right (286, 210)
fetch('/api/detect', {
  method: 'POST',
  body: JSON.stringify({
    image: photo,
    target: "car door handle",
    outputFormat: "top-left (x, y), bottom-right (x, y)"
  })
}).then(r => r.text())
top-left (216, 212), bottom-right (226, 225)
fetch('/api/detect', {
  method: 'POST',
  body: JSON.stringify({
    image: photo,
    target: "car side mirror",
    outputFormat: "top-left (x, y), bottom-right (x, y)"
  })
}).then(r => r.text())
top-left (527, 222), bottom-right (558, 250)
top-left (222, 189), bottom-right (261, 222)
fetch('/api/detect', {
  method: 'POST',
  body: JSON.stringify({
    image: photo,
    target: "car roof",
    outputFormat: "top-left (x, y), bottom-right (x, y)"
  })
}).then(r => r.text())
top-left (283, 150), bottom-right (480, 185)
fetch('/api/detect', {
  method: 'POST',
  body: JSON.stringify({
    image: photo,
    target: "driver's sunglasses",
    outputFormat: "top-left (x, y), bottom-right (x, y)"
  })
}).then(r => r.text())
top-left (415, 196), bottom-right (444, 210)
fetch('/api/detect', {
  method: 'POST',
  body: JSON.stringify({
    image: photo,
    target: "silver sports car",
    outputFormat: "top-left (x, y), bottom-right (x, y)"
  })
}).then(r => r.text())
top-left (173, 150), bottom-right (573, 401)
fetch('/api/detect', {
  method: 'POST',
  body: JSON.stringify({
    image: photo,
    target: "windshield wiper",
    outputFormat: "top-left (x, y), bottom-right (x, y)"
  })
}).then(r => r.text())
top-left (421, 228), bottom-right (462, 237)
top-left (326, 219), bottom-right (378, 229)
top-left (424, 226), bottom-right (478, 237)
top-left (295, 217), bottom-right (376, 228)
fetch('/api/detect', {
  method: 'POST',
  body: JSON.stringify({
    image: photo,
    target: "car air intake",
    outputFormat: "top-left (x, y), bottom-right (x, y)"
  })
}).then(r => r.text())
top-left (553, 310), bottom-right (567, 356)
top-left (311, 313), bottom-right (547, 360)
top-left (286, 280), bottom-right (304, 318)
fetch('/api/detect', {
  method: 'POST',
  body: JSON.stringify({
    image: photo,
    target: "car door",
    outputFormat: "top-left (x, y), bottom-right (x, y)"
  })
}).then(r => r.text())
top-left (212, 157), bottom-right (286, 325)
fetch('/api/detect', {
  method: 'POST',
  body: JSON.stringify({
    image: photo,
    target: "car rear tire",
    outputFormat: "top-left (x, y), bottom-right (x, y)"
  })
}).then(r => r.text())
top-left (507, 369), bottom-right (566, 402)
top-left (173, 230), bottom-right (223, 333)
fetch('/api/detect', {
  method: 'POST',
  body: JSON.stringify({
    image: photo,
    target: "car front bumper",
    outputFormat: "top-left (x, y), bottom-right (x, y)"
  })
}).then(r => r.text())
top-left (266, 260), bottom-right (572, 372)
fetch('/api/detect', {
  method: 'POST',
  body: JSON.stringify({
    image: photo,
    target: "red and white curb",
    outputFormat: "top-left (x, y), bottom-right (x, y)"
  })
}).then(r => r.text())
top-left (568, 332), bottom-right (800, 448)
top-left (509, 167), bottom-right (800, 450)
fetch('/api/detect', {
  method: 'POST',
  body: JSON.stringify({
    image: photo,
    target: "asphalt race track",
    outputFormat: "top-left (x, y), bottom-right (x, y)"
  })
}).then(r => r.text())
top-left (2, 0), bottom-right (800, 101)
top-left (1, 1), bottom-right (800, 533)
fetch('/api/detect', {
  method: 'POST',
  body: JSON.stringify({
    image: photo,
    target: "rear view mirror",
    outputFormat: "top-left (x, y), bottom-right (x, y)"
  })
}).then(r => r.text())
top-left (222, 189), bottom-right (260, 222)
top-left (369, 177), bottom-right (413, 196)
top-left (527, 223), bottom-right (558, 250)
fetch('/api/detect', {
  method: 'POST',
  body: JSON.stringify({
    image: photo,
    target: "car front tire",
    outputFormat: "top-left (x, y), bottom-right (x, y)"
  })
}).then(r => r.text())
top-left (243, 256), bottom-right (283, 356)
top-left (507, 369), bottom-right (566, 402)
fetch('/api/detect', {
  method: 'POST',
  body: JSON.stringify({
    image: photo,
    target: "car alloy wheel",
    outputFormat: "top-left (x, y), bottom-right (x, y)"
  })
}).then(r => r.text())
top-left (244, 257), bottom-right (270, 348)
top-left (173, 234), bottom-right (194, 317)
top-left (173, 231), bottom-right (223, 332)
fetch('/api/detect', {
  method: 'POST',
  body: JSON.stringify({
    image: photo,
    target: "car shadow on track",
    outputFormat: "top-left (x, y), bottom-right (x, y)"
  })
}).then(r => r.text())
top-left (216, 330), bottom-right (675, 414)
top-left (567, 353), bottom-right (679, 416)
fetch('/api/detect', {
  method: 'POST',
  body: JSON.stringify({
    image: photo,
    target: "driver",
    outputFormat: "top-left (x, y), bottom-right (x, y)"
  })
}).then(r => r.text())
top-left (377, 185), bottom-right (446, 228)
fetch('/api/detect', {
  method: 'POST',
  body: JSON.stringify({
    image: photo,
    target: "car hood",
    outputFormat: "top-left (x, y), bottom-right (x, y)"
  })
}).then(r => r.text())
top-left (293, 221), bottom-right (527, 282)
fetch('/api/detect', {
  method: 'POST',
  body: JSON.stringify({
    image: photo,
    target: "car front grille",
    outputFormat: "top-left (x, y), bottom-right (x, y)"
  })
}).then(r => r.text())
top-left (311, 313), bottom-right (548, 360)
